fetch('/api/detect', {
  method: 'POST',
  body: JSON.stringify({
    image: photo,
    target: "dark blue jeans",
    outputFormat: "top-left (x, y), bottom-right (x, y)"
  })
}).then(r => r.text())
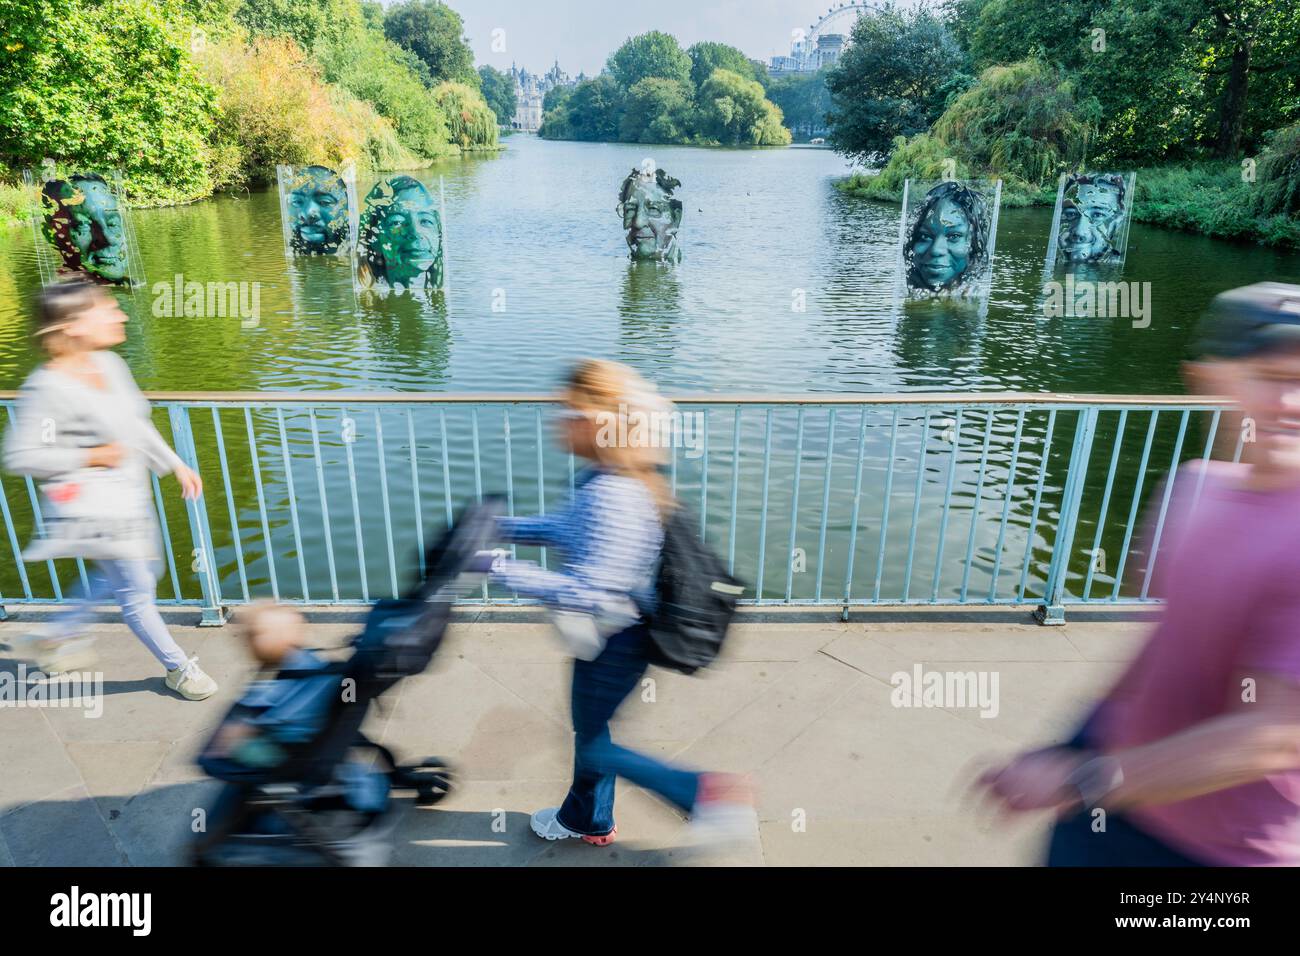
top-left (556, 623), bottom-right (701, 836)
top-left (1046, 709), bottom-right (1206, 867)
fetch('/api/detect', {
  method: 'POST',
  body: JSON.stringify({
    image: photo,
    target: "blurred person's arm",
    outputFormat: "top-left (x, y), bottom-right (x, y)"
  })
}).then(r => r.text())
top-left (491, 476), bottom-right (657, 615)
top-left (1105, 579), bottom-right (1300, 809)
top-left (2, 380), bottom-right (94, 479)
top-left (1100, 677), bottom-right (1300, 809)
top-left (980, 685), bottom-right (1300, 815)
top-left (497, 499), bottom-right (575, 548)
top-left (984, 577), bottom-right (1300, 814)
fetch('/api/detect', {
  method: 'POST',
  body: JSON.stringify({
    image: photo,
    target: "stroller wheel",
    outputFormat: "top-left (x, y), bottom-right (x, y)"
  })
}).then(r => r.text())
top-left (400, 757), bottom-right (455, 806)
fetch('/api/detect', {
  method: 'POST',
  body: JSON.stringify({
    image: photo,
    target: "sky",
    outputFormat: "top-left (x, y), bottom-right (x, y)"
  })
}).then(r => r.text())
top-left (435, 1), bottom-right (900, 77)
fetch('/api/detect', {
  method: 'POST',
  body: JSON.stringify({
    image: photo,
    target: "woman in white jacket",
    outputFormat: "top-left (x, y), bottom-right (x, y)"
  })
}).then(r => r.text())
top-left (4, 280), bottom-right (217, 699)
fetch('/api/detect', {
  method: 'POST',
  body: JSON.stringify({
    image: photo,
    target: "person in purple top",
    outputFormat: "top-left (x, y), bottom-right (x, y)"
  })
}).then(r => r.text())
top-left (978, 283), bottom-right (1300, 866)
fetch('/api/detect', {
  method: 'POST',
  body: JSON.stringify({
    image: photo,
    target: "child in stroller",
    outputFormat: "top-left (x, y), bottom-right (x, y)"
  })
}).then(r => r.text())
top-left (189, 499), bottom-right (503, 866)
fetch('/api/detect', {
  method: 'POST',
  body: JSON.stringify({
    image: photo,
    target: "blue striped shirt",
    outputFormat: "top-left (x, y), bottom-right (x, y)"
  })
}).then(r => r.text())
top-left (492, 467), bottom-right (663, 619)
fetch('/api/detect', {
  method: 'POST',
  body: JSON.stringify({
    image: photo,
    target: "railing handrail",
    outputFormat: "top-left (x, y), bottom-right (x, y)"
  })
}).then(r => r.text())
top-left (0, 390), bottom-right (1238, 407)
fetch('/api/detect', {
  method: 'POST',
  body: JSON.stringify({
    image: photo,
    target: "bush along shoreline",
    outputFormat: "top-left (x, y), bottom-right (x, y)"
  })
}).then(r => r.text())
top-left (0, 0), bottom-right (502, 228)
top-left (821, 0), bottom-right (1300, 251)
top-left (834, 60), bottom-right (1300, 250)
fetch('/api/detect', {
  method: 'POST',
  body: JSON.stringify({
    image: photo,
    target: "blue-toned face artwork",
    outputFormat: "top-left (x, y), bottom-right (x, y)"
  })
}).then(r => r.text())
top-left (40, 174), bottom-right (129, 284)
top-left (286, 165), bottom-right (350, 255)
top-left (357, 175), bottom-right (444, 291)
top-left (618, 166), bottom-right (683, 262)
top-left (1058, 174), bottom-right (1127, 264)
top-left (904, 181), bottom-right (991, 294)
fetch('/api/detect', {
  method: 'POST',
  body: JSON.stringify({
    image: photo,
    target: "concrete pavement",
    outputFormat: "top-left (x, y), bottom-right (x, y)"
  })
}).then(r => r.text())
top-left (0, 609), bottom-right (1151, 866)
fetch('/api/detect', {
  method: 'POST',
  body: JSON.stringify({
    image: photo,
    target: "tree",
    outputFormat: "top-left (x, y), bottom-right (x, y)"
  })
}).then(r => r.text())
top-left (606, 31), bottom-right (691, 89)
top-left (0, 0), bottom-right (219, 203)
top-left (949, 0), bottom-right (1300, 160)
top-left (619, 77), bottom-right (694, 144)
top-left (434, 80), bottom-right (498, 149)
top-left (540, 75), bottom-right (623, 141)
top-left (233, 0), bottom-right (363, 57)
top-left (695, 69), bottom-right (791, 146)
top-left (478, 65), bottom-right (517, 125)
top-left (826, 2), bottom-right (969, 164)
top-left (383, 0), bottom-right (478, 88)
top-left (767, 69), bottom-right (833, 139)
top-left (687, 41), bottom-right (760, 88)
top-left (542, 84), bottom-right (573, 115)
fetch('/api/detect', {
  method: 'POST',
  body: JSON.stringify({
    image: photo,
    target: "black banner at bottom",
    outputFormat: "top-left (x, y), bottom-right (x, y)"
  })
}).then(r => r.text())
top-left (0, 865), bottom-right (1282, 941)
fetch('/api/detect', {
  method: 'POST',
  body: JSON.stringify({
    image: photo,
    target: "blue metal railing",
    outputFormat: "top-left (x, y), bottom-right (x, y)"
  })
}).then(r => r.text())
top-left (0, 392), bottom-right (1238, 624)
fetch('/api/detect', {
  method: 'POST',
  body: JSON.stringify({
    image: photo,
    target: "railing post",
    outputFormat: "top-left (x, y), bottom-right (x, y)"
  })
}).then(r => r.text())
top-left (168, 405), bottom-right (228, 626)
top-left (1035, 407), bottom-right (1098, 625)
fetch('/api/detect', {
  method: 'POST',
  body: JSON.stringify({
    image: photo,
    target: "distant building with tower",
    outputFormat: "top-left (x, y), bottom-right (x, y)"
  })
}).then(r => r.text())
top-left (509, 61), bottom-right (579, 132)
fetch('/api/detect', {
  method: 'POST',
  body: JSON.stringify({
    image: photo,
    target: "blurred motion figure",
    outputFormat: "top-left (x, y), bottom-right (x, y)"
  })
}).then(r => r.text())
top-left (3, 280), bottom-right (216, 698)
top-left (489, 359), bottom-right (753, 847)
top-left (978, 283), bottom-right (1300, 865)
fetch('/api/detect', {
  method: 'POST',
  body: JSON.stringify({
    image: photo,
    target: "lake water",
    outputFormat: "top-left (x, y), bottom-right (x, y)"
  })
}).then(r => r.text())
top-left (5, 134), bottom-right (1299, 394)
top-left (3, 137), bottom-right (1299, 607)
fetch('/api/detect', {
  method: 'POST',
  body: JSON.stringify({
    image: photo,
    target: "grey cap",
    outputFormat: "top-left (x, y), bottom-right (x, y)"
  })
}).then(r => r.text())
top-left (1198, 283), bottom-right (1300, 359)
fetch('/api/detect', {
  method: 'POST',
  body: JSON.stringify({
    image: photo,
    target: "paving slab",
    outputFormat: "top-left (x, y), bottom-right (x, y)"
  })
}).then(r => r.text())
top-left (0, 614), bottom-right (1151, 866)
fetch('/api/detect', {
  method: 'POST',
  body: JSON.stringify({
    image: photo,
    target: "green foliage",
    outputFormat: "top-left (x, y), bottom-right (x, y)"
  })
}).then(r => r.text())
top-left (540, 76), bottom-right (623, 142)
top-left (478, 65), bottom-right (517, 126)
top-left (687, 41), bottom-right (760, 89)
top-left (0, 179), bottom-right (36, 226)
top-left (543, 31), bottom-right (791, 148)
top-left (542, 85), bottom-right (573, 116)
top-left (767, 70), bottom-right (833, 140)
top-left (826, 2), bottom-right (971, 163)
top-left (198, 33), bottom-right (421, 189)
top-left (433, 80), bottom-right (499, 150)
top-left (695, 70), bottom-right (791, 146)
top-left (1250, 125), bottom-right (1300, 219)
top-left (620, 78), bottom-right (696, 145)
top-left (930, 60), bottom-right (1098, 187)
top-left (606, 31), bottom-right (692, 89)
top-left (383, 0), bottom-right (478, 88)
top-left (318, 22), bottom-right (456, 161)
top-left (0, 0), bottom-right (219, 204)
top-left (948, 0), bottom-right (1300, 162)
top-left (842, 60), bottom-right (1098, 203)
top-left (233, 0), bottom-right (362, 57)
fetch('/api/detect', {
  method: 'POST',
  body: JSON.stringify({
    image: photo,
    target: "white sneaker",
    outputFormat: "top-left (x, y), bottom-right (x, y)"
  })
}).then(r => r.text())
top-left (20, 633), bottom-right (99, 675)
top-left (529, 807), bottom-right (617, 845)
top-left (165, 656), bottom-right (218, 700)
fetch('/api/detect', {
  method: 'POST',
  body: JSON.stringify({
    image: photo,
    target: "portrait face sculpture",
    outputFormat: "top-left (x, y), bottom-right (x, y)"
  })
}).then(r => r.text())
top-left (904, 181), bottom-right (991, 295)
top-left (286, 165), bottom-right (350, 254)
top-left (618, 166), bottom-right (682, 262)
top-left (40, 174), bottom-right (129, 284)
top-left (357, 175), bottom-right (443, 291)
top-left (1058, 174), bottom-right (1127, 264)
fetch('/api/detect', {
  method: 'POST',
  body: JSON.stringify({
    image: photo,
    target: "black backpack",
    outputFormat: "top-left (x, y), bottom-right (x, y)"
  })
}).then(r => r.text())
top-left (645, 504), bottom-right (746, 675)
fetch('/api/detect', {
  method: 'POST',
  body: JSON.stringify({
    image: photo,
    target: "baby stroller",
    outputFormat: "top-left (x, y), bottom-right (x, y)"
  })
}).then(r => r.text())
top-left (189, 499), bottom-right (504, 867)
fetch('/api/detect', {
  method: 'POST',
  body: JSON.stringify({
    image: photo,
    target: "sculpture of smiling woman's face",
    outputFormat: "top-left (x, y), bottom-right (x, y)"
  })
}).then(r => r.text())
top-left (42, 175), bottom-right (129, 284)
top-left (619, 169), bottom-right (682, 261)
top-left (909, 197), bottom-right (973, 292)
top-left (287, 166), bottom-right (350, 254)
top-left (359, 176), bottom-right (443, 290)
